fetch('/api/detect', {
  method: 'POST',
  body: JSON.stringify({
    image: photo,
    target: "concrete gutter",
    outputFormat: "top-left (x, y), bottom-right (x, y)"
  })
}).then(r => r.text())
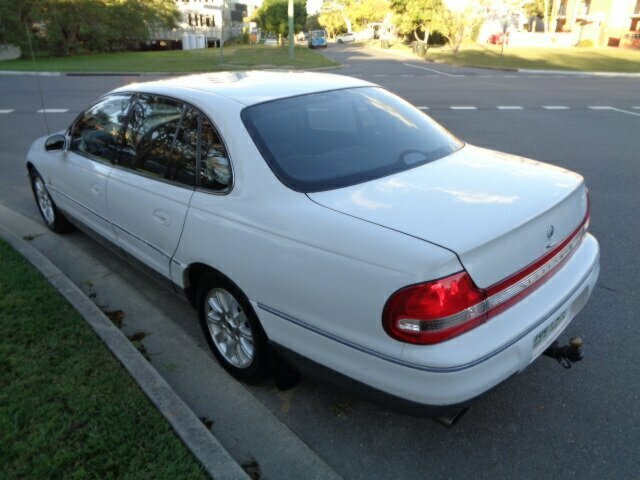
top-left (0, 219), bottom-right (249, 480)
top-left (0, 64), bottom-right (342, 77)
top-left (518, 68), bottom-right (640, 77)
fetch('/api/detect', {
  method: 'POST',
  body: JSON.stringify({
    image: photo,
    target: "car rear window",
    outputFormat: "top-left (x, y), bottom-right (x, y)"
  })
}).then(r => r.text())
top-left (241, 87), bottom-right (463, 192)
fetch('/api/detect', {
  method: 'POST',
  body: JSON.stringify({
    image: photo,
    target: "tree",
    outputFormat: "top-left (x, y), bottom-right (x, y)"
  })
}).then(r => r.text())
top-left (390, 0), bottom-right (443, 43)
top-left (318, 1), bottom-right (345, 37)
top-left (0, 0), bottom-right (40, 48)
top-left (435, 1), bottom-right (486, 54)
top-left (0, 0), bottom-right (180, 57)
top-left (252, 0), bottom-right (307, 44)
top-left (346, 0), bottom-right (390, 29)
top-left (318, 0), bottom-right (389, 36)
top-left (306, 13), bottom-right (322, 31)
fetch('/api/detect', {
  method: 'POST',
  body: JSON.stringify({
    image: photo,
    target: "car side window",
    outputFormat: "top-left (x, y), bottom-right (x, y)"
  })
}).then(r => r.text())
top-left (69, 94), bottom-right (133, 163)
top-left (118, 95), bottom-right (185, 181)
top-left (166, 107), bottom-right (198, 187)
top-left (199, 117), bottom-right (231, 191)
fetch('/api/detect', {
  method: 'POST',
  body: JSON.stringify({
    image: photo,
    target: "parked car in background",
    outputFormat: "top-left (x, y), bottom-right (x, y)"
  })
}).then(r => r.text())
top-left (336, 32), bottom-right (356, 43)
top-left (308, 30), bottom-right (327, 48)
top-left (264, 36), bottom-right (277, 46)
top-left (26, 72), bottom-right (599, 423)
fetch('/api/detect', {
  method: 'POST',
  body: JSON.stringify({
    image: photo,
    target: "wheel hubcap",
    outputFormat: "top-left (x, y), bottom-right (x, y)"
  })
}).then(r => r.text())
top-left (34, 177), bottom-right (55, 225)
top-left (205, 288), bottom-right (254, 368)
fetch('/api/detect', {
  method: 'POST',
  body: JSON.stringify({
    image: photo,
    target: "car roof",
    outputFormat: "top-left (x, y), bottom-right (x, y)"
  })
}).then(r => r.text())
top-left (112, 70), bottom-right (374, 107)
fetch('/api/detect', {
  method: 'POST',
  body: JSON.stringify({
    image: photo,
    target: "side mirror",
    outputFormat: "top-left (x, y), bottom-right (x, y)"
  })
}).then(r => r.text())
top-left (44, 134), bottom-right (67, 152)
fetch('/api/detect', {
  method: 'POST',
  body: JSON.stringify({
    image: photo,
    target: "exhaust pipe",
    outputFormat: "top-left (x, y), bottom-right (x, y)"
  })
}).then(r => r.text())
top-left (435, 407), bottom-right (469, 428)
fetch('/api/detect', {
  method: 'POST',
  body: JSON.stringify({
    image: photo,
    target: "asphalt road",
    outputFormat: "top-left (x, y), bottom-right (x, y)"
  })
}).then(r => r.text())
top-left (1, 45), bottom-right (639, 479)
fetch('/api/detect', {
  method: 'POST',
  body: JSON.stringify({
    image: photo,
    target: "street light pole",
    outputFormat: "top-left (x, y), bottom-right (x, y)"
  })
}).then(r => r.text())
top-left (288, 0), bottom-right (294, 62)
top-left (219, 0), bottom-right (226, 65)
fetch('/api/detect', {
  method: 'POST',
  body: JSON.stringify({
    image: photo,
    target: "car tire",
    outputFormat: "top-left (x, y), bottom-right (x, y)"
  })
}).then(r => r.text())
top-left (197, 273), bottom-right (269, 383)
top-left (338, 39), bottom-right (342, 43)
top-left (29, 169), bottom-right (74, 233)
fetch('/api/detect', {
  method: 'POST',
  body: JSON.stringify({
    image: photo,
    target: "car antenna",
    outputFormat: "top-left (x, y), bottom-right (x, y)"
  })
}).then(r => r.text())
top-left (24, 20), bottom-right (50, 136)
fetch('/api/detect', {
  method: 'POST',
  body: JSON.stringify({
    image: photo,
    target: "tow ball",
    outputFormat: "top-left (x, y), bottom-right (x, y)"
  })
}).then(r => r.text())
top-left (543, 337), bottom-right (584, 369)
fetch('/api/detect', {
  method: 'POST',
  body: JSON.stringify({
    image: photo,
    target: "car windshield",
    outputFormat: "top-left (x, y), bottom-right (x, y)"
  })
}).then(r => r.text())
top-left (241, 87), bottom-right (463, 192)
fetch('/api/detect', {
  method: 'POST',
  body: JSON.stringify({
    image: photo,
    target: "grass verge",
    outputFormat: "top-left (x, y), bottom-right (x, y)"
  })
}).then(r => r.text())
top-left (376, 41), bottom-right (640, 72)
top-left (0, 239), bottom-right (208, 479)
top-left (0, 45), bottom-right (339, 73)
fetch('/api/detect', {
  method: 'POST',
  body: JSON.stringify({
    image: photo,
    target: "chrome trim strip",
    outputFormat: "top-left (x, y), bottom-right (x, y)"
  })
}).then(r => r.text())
top-left (485, 226), bottom-right (587, 311)
top-left (257, 258), bottom-right (598, 374)
top-left (401, 225), bottom-right (588, 335)
top-left (111, 223), bottom-right (171, 260)
top-left (48, 186), bottom-right (111, 224)
top-left (49, 185), bottom-right (171, 260)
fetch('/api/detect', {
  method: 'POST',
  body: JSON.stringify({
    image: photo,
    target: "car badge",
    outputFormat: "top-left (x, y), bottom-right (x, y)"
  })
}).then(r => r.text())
top-left (546, 225), bottom-right (557, 249)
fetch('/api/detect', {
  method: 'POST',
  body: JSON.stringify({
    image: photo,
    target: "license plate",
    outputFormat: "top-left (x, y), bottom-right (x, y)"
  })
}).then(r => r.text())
top-left (533, 311), bottom-right (566, 351)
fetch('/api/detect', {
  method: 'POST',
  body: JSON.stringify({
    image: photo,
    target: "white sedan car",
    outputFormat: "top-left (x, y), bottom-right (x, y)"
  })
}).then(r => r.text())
top-left (336, 32), bottom-right (356, 43)
top-left (26, 72), bottom-right (599, 422)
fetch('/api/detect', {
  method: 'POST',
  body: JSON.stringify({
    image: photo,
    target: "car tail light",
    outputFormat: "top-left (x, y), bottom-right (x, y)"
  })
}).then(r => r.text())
top-left (383, 272), bottom-right (488, 345)
top-left (383, 192), bottom-right (591, 345)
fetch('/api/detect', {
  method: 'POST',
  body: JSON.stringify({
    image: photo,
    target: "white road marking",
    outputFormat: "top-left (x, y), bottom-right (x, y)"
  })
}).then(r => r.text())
top-left (374, 74), bottom-right (389, 77)
top-left (551, 75), bottom-right (566, 78)
top-left (543, 106), bottom-right (569, 110)
top-left (477, 75), bottom-right (493, 78)
top-left (401, 74), bottom-right (415, 77)
top-left (450, 106), bottom-right (477, 110)
top-left (503, 75), bottom-right (518, 78)
top-left (588, 106), bottom-right (612, 110)
top-left (527, 75), bottom-right (542, 78)
top-left (417, 106), bottom-right (429, 110)
top-left (37, 108), bottom-right (69, 113)
top-left (606, 107), bottom-right (640, 117)
top-left (403, 63), bottom-right (464, 77)
top-left (633, 106), bottom-right (640, 109)
top-left (0, 109), bottom-right (14, 114)
top-left (496, 106), bottom-right (523, 110)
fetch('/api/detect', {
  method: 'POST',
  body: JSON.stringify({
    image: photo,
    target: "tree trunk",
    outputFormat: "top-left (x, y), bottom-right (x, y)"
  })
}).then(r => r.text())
top-left (550, 0), bottom-right (560, 32)
top-left (413, 25), bottom-right (430, 44)
top-left (342, 15), bottom-right (352, 33)
top-left (543, 0), bottom-right (549, 33)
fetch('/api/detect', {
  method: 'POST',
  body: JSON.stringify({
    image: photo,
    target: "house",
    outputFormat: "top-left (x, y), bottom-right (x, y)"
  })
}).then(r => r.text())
top-left (552, 0), bottom-right (640, 47)
top-left (152, 0), bottom-right (262, 47)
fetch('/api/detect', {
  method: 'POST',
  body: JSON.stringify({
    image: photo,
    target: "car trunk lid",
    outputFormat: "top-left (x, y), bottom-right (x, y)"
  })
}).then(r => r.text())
top-left (308, 145), bottom-right (588, 288)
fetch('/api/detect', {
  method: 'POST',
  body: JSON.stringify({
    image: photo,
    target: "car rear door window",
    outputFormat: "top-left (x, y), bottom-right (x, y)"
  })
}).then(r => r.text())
top-left (166, 107), bottom-right (198, 187)
top-left (199, 117), bottom-right (231, 191)
top-left (69, 94), bottom-right (133, 163)
top-left (112, 94), bottom-right (229, 190)
top-left (118, 95), bottom-right (185, 180)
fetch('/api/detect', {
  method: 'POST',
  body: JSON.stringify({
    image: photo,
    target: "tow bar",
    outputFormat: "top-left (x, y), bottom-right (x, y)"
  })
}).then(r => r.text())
top-left (543, 337), bottom-right (584, 369)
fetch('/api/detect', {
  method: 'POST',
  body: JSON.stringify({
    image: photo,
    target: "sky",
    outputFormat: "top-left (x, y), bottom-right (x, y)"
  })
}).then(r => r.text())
top-left (307, 0), bottom-right (323, 14)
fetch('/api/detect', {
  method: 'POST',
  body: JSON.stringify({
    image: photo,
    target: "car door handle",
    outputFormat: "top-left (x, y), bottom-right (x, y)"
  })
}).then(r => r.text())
top-left (90, 183), bottom-right (101, 195)
top-left (153, 209), bottom-right (171, 226)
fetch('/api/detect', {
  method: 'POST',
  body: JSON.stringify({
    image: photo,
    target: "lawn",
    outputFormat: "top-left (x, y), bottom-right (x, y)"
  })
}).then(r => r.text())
top-left (0, 45), bottom-right (338, 73)
top-left (0, 239), bottom-right (208, 479)
top-left (383, 41), bottom-right (640, 72)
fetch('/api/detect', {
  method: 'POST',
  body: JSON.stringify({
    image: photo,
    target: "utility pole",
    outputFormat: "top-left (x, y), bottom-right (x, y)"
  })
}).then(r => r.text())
top-left (219, 0), bottom-right (226, 65)
top-left (288, 0), bottom-right (294, 62)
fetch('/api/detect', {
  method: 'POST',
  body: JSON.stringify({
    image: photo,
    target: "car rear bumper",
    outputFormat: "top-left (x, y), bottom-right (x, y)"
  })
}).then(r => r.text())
top-left (256, 234), bottom-right (599, 408)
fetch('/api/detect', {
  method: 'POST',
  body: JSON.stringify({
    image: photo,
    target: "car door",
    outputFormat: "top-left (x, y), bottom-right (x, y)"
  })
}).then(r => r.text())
top-left (50, 94), bottom-right (133, 243)
top-left (106, 94), bottom-right (198, 278)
